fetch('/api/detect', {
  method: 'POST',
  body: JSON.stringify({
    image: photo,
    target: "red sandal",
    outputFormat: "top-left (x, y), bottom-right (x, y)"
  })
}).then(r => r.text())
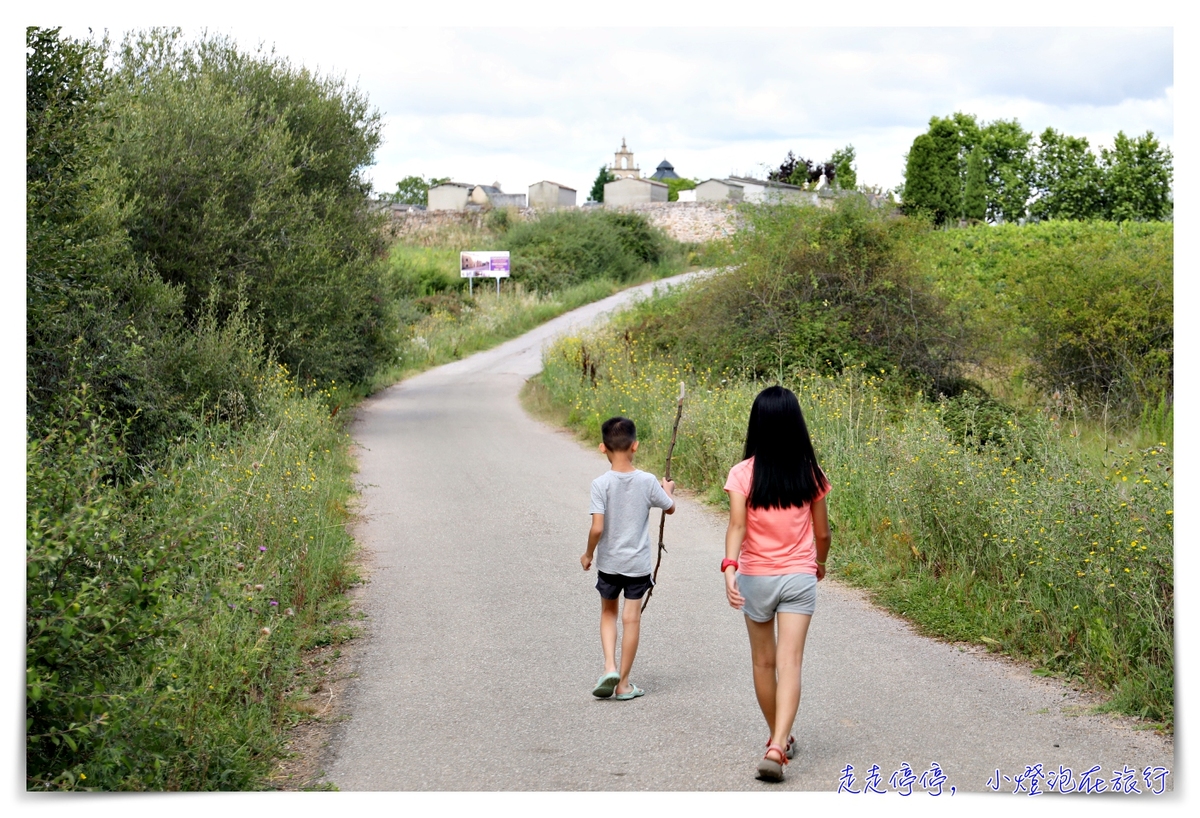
top-left (756, 741), bottom-right (788, 782)
top-left (766, 735), bottom-right (796, 760)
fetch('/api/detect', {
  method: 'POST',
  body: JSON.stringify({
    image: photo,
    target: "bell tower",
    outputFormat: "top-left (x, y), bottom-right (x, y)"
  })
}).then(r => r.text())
top-left (610, 138), bottom-right (640, 180)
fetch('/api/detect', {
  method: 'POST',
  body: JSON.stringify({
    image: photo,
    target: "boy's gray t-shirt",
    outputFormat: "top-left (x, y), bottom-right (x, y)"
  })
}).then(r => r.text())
top-left (589, 469), bottom-right (674, 576)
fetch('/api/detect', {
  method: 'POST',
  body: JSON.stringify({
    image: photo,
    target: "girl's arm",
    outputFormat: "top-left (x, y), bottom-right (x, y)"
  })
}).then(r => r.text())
top-left (724, 491), bottom-right (748, 609)
top-left (811, 495), bottom-right (831, 580)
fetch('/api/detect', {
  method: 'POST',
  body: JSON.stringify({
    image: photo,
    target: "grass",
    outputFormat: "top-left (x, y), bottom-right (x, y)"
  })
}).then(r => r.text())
top-left (535, 321), bottom-right (1174, 729)
top-left (27, 364), bottom-right (366, 790)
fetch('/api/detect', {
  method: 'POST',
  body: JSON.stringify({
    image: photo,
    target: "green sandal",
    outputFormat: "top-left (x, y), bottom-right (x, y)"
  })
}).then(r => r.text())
top-left (592, 672), bottom-right (621, 698)
top-left (613, 683), bottom-right (644, 700)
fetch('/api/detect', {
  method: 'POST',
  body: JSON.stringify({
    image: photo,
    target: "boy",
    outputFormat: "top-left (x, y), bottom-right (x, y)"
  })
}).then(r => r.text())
top-left (581, 416), bottom-right (675, 699)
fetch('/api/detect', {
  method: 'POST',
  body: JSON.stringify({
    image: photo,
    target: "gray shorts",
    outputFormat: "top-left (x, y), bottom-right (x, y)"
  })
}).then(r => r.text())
top-left (737, 571), bottom-right (817, 622)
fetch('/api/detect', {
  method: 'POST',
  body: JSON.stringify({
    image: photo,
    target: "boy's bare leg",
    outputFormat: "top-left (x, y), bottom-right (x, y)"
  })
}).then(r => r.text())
top-left (600, 597), bottom-right (620, 674)
top-left (615, 595), bottom-right (643, 694)
top-left (745, 615), bottom-right (779, 734)
top-left (770, 613), bottom-right (812, 750)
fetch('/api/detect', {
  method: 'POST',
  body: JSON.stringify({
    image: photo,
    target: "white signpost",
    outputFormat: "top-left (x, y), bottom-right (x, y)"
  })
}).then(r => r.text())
top-left (460, 251), bottom-right (511, 296)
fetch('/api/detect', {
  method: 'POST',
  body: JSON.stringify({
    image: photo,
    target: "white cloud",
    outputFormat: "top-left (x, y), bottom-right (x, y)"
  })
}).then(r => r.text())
top-left (57, 24), bottom-right (1174, 198)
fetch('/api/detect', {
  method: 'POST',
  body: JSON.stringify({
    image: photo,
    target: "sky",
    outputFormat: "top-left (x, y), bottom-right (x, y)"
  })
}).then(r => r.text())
top-left (52, 22), bottom-right (1174, 201)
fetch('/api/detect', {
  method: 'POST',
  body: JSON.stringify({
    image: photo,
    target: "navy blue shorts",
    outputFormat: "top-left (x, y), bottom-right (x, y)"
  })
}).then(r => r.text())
top-left (596, 570), bottom-right (654, 600)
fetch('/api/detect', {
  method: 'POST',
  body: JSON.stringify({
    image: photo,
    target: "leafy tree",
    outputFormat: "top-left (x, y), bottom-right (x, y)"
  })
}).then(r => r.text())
top-left (979, 119), bottom-right (1033, 223)
top-left (830, 145), bottom-right (857, 190)
top-left (769, 150), bottom-right (809, 183)
top-left (104, 29), bottom-right (395, 386)
top-left (1029, 128), bottom-right (1104, 221)
top-left (662, 176), bottom-right (699, 202)
top-left (589, 165), bottom-right (615, 202)
top-left (963, 146), bottom-right (987, 221)
top-left (902, 130), bottom-right (959, 224)
top-left (387, 174), bottom-right (449, 205)
top-left (1101, 131), bottom-right (1173, 221)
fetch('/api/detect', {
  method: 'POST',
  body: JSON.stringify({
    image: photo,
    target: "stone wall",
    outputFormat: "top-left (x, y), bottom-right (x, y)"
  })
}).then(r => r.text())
top-left (607, 201), bottom-right (741, 244)
top-left (386, 201), bottom-right (740, 245)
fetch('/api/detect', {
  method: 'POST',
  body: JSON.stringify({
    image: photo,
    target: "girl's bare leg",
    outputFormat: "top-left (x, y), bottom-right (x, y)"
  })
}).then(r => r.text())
top-left (770, 612), bottom-right (812, 749)
top-left (744, 615), bottom-right (779, 733)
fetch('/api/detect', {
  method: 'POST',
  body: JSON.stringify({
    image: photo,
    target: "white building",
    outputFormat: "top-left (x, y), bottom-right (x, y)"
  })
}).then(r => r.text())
top-left (725, 176), bottom-right (806, 204)
top-left (427, 181), bottom-right (475, 211)
top-left (695, 178), bottom-right (744, 203)
top-left (470, 183), bottom-right (526, 208)
top-left (604, 176), bottom-right (668, 206)
top-left (528, 180), bottom-right (577, 209)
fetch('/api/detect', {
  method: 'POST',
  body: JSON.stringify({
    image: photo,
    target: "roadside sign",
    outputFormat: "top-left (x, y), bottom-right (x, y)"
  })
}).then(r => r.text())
top-left (460, 251), bottom-right (511, 278)
top-left (460, 251), bottom-right (510, 295)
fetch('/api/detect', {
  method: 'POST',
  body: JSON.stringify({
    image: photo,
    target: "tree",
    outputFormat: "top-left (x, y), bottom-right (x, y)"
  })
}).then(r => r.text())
top-left (830, 145), bottom-right (857, 190)
top-left (589, 165), bottom-right (615, 202)
top-left (105, 28), bottom-right (396, 386)
top-left (769, 150), bottom-right (810, 184)
top-left (902, 131), bottom-right (959, 224)
top-left (387, 174), bottom-right (449, 205)
top-left (1101, 131), bottom-right (1173, 221)
top-left (963, 145), bottom-right (987, 221)
top-left (1028, 128), bottom-right (1103, 221)
top-left (662, 176), bottom-right (699, 202)
top-left (979, 119), bottom-right (1033, 223)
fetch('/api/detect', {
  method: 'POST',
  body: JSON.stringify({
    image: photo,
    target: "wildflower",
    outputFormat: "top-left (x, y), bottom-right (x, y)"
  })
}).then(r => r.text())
top-left (259, 546), bottom-right (268, 552)
top-left (236, 563), bottom-right (245, 571)
top-left (269, 599), bottom-right (279, 606)
top-left (285, 607), bottom-right (295, 616)
top-left (254, 584), bottom-right (264, 591)
top-left (261, 627), bottom-right (271, 636)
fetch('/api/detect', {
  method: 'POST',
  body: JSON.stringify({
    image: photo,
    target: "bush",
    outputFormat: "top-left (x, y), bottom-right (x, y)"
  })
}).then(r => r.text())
top-left (623, 198), bottom-right (967, 393)
top-left (920, 221), bottom-right (1173, 423)
top-left (104, 28), bottom-right (396, 387)
top-left (501, 209), bottom-right (672, 292)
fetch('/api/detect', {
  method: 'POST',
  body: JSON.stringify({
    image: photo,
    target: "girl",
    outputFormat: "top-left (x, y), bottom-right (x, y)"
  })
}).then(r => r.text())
top-left (722, 385), bottom-right (831, 782)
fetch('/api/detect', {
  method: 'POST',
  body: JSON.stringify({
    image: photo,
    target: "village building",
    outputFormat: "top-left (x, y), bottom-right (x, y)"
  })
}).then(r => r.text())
top-left (470, 183), bottom-right (526, 208)
top-left (609, 138), bottom-right (641, 180)
top-left (528, 180), bottom-right (577, 209)
top-left (604, 176), bottom-right (668, 206)
top-left (427, 181), bottom-right (475, 211)
top-left (649, 159), bottom-right (680, 180)
top-left (695, 178), bottom-right (745, 203)
top-left (725, 175), bottom-right (807, 204)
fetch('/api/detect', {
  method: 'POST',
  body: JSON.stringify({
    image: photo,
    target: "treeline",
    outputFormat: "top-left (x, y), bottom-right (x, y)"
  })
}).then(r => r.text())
top-left (901, 112), bottom-right (1173, 225)
top-left (27, 27), bottom-right (394, 789)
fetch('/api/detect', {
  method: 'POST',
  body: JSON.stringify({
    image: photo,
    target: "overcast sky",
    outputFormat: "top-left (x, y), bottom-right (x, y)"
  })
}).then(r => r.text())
top-left (59, 22), bottom-right (1174, 201)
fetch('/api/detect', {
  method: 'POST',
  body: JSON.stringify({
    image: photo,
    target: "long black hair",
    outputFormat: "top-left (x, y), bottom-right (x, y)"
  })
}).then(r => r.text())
top-left (742, 385), bottom-right (828, 510)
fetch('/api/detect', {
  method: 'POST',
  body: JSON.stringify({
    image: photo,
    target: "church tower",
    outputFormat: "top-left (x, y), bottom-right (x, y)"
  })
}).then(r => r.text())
top-left (610, 138), bottom-right (640, 180)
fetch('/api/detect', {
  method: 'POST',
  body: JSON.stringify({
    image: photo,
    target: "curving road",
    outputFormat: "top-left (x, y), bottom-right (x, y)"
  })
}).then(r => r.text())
top-left (321, 272), bottom-right (1173, 792)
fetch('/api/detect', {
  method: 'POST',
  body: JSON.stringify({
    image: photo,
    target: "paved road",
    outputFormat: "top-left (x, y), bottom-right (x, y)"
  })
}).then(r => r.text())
top-left (322, 272), bottom-right (1174, 792)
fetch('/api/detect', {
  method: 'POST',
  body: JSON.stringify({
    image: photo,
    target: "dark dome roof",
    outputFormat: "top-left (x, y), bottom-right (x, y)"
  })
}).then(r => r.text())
top-left (650, 158), bottom-right (680, 180)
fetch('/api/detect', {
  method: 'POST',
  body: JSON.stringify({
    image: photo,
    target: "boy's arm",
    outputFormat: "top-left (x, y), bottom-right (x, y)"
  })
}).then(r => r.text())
top-left (581, 513), bottom-right (604, 571)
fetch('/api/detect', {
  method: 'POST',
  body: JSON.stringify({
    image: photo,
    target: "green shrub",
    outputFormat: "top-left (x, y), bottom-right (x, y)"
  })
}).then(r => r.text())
top-left (920, 221), bottom-right (1173, 423)
top-left (622, 198), bottom-right (966, 393)
top-left (501, 209), bottom-right (672, 291)
top-left (104, 28), bottom-right (396, 387)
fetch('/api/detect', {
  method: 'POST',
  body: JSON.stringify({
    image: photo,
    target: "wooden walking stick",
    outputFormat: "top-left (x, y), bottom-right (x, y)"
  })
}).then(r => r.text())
top-left (642, 382), bottom-right (686, 612)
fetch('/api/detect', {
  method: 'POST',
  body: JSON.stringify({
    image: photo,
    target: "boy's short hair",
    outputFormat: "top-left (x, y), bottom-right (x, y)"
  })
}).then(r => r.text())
top-left (601, 416), bottom-right (637, 452)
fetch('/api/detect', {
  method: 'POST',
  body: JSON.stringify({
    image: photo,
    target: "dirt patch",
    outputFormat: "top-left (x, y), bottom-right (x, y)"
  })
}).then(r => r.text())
top-left (265, 545), bottom-right (374, 790)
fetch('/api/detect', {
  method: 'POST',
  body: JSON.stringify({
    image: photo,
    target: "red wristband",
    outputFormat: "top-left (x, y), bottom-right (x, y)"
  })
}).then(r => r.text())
top-left (721, 558), bottom-right (739, 572)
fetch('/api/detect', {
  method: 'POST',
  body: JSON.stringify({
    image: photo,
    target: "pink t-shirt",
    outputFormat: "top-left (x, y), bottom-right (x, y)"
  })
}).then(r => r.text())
top-left (724, 457), bottom-right (829, 576)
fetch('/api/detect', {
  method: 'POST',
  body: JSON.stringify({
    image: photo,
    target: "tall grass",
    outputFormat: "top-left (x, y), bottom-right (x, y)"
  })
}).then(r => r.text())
top-left (27, 364), bottom-right (361, 789)
top-left (537, 326), bottom-right (1174, 726)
